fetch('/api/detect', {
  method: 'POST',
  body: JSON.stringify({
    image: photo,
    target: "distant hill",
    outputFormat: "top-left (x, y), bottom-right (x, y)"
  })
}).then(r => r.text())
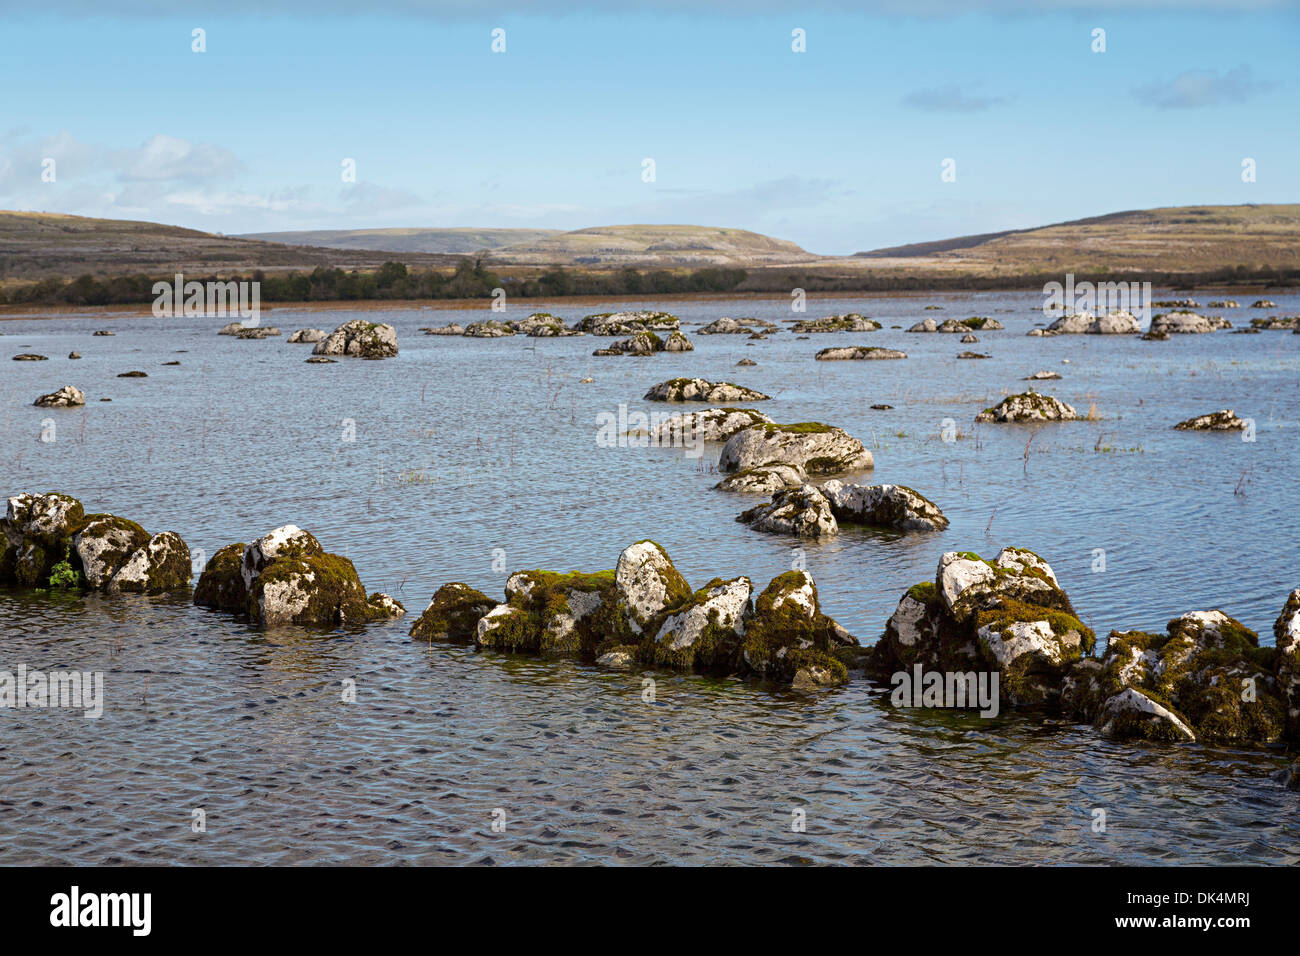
top-left (237, 226), bottom-right (562, 255)
top-left (0, 211), bottom-right (461, 280)
top-left (850, 204), bottom-right (1300, 274)
top-left (484, 224), bottom-right (817, 267)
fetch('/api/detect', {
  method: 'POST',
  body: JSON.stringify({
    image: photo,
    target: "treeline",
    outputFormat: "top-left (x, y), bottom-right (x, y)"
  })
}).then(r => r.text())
top-left (0, 260), bottom-right (750, 307)
top-left (2, 259), bottom-right (1295, 308)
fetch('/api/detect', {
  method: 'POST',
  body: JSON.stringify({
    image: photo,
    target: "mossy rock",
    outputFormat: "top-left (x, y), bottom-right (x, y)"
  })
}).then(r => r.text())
top-left (193, 542), bottom-right (249, 612)
top-left (410, 582), bottom-right (496, 643)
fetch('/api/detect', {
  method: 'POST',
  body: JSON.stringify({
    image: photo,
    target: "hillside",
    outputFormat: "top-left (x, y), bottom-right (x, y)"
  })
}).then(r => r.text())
top-left (483, 224), bottom-right (817, 267)
top-left (237, 226), bottom-right (562, 255)
top-left (0, 211), bottom-right (461, 281)
top-left (849, 204), bottom-right (1300, 275)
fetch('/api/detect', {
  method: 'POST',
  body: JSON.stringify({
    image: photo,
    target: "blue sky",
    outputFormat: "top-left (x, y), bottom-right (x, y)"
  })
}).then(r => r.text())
top-left (0, 2), bottom-right (1296, 254)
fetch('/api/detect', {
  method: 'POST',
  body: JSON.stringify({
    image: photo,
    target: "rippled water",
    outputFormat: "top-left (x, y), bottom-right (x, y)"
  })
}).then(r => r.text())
top-left (2, 291), bottom-right (1298, 864)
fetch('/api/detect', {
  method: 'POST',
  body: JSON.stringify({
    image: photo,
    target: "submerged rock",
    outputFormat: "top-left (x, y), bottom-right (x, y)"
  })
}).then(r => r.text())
top-left (644, 378), bottom-right (769, 402)
top-left (815, 346), bottom-right (906, 361)
top-left (957, 351), bottom-right (990, 360)
top-left (287, 328), bottom-right (327, 343)
top-left (421, 323), bottom-right (465, 335)
top-left (1023, 370), bottom-right (1062, 381)
top-left (1, 492), bottom-right (189, 593)
top-left (194, 524), bottom-right (402, 627)
top-left (1252, 299), bottom-right (1277, 308)
top-left (34, 385), bottom-right (85, 408)
top-left (719, 423), bottom-right (873, 475)
top-left (313, 320), bottom-right (399, 358)
top-left (1173, 409), bottom-right (1247, 431)
top-left (738, 485), bottom-right (838, 537)
top-left (233, 326), bottom-right (281, 339)
top-left (820, 480), bottom-right (948, 531)
top-left (13, 354), bottom-right (48, 361)
top-left (975, 392), bottom-right (1079, 423)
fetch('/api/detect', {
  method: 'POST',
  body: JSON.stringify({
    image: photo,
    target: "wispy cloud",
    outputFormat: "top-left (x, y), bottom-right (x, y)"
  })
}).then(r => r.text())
top-left (902, 83), bottom-right (1007, 113)
top-left (1133, 65), bottom-right (1275, 109)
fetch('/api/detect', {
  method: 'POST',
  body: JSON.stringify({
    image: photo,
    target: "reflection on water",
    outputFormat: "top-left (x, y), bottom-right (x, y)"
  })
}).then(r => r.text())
top-left (1, 292), bottom-right (1298, 864)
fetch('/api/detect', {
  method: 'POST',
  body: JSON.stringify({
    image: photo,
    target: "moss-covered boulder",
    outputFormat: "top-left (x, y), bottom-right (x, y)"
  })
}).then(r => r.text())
top-left (475, 569), bottom-right (620, 657)
top-left (512, 313), bottom-right (581, 337)
top-left (192, 543), bottom-right (246, 611)
top-left (644, 378), bottom-right (769, 402)
top-left (719, 423), bottom-right (873, 475)
top-left (740, 570), bottom-right (854, 687)
top-left (820, 480), bottom-right (948, 531)
top-left (1, 492), bottom-right (189, 594)
top-left (791, 313), bottom-right (880, 333)
top-left (108, 531), bottom-right (190, 593)
top-left (975, 392), bottom-right (1079, 424)
top-left (738, 484), bottom-right (837, 537)
top-left (72, 515), bottom-right (151, 587)
top-left (613, 541), bottom-right (692, 637)
top-left (410, 583), bottom-right (496, 642)
top-left (871, 547), bottom-right (1093, 708)
top-left (1063, 610), bottom-right (1287, 745)
top-left (650, 576), bottom-right (752, 670)
top-left (194, 524), bottom-right (402, 627)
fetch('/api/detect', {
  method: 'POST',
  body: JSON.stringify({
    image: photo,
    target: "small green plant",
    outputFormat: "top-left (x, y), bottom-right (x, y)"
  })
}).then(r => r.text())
top-left (47, 546), bottom-right (86, 589)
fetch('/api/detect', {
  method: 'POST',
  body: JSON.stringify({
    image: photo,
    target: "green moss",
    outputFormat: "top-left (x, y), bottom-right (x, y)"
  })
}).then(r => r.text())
top-left (763, 422), bottom-right (834, 435)
top-left (906, 581), bottom-right (937, 602)
top-left (193, 542), bottom-right (247, 612)
top-left (410, 582), bottom-right (495, 642)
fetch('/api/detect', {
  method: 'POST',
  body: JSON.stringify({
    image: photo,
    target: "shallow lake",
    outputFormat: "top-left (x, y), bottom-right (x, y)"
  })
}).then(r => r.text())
top-left (2, 290), bottom-right (1298, 864)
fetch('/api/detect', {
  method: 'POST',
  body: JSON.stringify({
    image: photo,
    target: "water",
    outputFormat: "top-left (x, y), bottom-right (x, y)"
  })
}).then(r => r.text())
top-left (2, 291), bottom-right (1298, 864)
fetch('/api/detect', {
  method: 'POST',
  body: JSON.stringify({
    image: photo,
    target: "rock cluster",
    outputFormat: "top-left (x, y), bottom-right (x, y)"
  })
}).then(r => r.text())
top-left (1045, 311), bottom-right (1142, 334)
top-left (313, 320), bottom-right (399, 358)
top-left (644, 378), bottom-right (769, 402)
top-left (791, 313), bottom-right (881, 333)
top-left (975, 392), bottom-right (1079, 423)
top-left (194, 524), bottom-right (403, 627)
top-left (815, 346), bottom-right (907, 361)
top-left (575, 311), bottom-right (680, 335)
top-left (870, 548), bottom-right (1095, 708)
top-left (594, 329), bottom-right (693, 355)
top-left (1173, 409), bottom-right (1247, 431)
top-left (409, 542), bottom-right (861, 689)
top-left (287, 328), bottom-right (327, 343)
top-left (1062, 608), bottom-right (1290, 744)
top-left (1149, 311), bottom-right (1232, 334)
top-left (1, 492), bottom-right (190, 593)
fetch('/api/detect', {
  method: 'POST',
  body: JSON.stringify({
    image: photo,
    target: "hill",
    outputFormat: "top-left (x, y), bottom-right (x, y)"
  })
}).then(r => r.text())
top-left (849, 204), bottom-right (1300, 275)
top-left (0, 211), bottom-right (461, 281)
top-left (236, 226), bottom-right (562, 255)
top-left (483, 224), bottom-right (817, 267)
